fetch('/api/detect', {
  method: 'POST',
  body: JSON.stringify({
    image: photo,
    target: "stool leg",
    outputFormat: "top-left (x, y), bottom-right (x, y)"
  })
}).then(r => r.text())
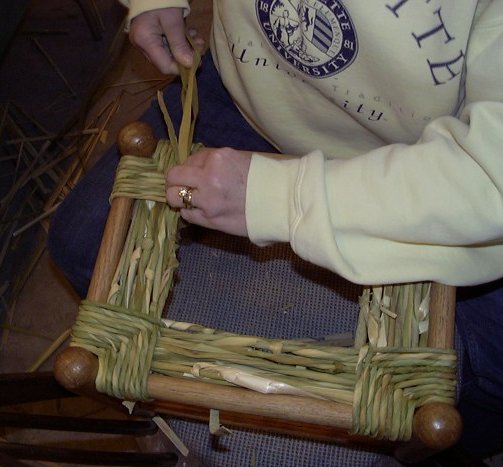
top-left (396, 283), bottom-right (462, 462)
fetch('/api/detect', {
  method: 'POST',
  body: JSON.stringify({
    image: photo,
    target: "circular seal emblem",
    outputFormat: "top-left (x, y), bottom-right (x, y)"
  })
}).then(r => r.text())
top-left (256, 0), bottom-right (358, 78)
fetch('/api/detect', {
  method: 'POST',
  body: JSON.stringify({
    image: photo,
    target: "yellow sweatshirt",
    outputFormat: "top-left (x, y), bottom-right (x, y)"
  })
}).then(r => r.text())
top-left (119, 0), bottom-right (503, 287)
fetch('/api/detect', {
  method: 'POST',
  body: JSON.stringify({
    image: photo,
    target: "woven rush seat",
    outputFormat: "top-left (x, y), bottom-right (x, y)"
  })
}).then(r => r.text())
top-left (54, 57), bottom-right (462, 462)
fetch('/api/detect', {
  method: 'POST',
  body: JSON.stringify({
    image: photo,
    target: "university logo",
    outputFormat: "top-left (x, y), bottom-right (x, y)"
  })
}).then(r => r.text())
top-left (256, 0), bottom-right (358, 78)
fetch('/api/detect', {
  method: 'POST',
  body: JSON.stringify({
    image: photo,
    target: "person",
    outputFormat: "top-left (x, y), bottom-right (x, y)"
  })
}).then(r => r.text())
top-left (48, 0), bottom-right (503, 464)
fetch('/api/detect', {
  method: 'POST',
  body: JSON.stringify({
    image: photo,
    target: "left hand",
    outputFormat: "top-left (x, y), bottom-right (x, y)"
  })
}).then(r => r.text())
top-left (165, 147), bottom-right (252, 236)
top-left (129, 8), bottom-right (205, 75)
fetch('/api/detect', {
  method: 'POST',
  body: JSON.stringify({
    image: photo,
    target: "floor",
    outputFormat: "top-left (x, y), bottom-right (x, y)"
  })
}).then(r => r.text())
top-left (1, 2), bottom-right (502, 467)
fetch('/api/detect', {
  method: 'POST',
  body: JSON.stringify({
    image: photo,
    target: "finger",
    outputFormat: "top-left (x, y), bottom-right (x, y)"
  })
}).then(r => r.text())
top-left (143, 40), bottom-right (179, 75)
top-left (187, 28), bottom-right (206, 51)
top-left (183, 148), bottom-right (212, 167)
top-left (160, 14), bottom-right (194, 68)
top-left (166, 186), bottom-right (200, 209)
top-left (179, 206), bottom-right (211, 228)
top-left (165, 164), bottom-right (202, 187)
top-left (129, 17), bottom-right (178, 75)
top-left (178, 208), bottom-right (246, 238)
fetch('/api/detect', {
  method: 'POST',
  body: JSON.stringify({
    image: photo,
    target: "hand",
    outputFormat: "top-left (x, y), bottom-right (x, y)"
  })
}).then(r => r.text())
top-left (165, 147), bottom-right (252, 237)
top-left (129, 8), bottom-right (205, 74)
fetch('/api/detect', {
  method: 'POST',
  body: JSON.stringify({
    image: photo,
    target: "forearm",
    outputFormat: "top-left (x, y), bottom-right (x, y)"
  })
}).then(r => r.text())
top-left (247, 101), bottom-right (503, 286)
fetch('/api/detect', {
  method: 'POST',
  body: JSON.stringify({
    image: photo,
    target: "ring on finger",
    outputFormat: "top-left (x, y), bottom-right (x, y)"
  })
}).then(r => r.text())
top-left (178, 186), bottom-right (194, 209)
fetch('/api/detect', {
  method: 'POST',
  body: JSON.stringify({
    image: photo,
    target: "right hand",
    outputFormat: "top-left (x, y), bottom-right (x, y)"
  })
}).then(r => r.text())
top-left (129, 8), bottom-right (205, 75)
top-left (165, 147), bottom-right (253, 237)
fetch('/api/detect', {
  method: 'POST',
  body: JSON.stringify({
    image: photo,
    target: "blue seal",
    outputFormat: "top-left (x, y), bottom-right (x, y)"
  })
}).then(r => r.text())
top-left (256, 0), bottom-right (358, 78)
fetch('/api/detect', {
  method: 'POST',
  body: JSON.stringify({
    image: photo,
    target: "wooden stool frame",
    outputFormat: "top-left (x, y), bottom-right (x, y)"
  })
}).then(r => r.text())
top-left (52, 120), bottom-right (462, 464)
top-left (53, 56), bottom-right (463, 460)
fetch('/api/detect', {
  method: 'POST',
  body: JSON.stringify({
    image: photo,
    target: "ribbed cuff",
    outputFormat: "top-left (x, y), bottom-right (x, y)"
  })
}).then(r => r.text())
top-left (123, 0), bottom-right (190, 31)
top-left (246, 153), bottom-right (301, 246)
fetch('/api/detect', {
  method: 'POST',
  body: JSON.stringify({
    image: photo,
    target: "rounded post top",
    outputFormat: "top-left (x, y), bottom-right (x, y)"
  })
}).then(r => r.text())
top-left (117, 121), bottom-right (158, 157)
top-left (53, 346), bottom-right (99, 391)
top-left (413, 402), bottom-right (462, 450)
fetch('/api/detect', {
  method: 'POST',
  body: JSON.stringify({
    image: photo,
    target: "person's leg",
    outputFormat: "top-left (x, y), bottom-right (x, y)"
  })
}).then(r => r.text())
top-left (48, 149), bottom-right (118, 297)
top-left (47, 52), bottom-right (277, 297)
top-left (456, 278), bottom-right (503, 458)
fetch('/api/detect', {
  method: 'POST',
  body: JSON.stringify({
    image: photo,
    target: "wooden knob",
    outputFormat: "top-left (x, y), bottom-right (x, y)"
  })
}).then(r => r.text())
top-left (413, 403), bottom-right (462, 450)
top-left (117, 121), bottom-right (157, 157)
top-left (53, 346), bottom-right (99, 391)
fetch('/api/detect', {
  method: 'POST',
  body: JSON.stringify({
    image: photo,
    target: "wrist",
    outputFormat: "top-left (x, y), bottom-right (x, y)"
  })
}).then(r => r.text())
top-left (123, 0), bottom-right (190, 31)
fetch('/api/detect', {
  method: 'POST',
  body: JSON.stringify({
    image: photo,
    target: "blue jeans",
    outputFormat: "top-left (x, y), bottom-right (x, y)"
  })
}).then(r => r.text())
top-left (48, 53), bottom-right (503, 459)
top-left (456, 280), bottom-right (503, 457)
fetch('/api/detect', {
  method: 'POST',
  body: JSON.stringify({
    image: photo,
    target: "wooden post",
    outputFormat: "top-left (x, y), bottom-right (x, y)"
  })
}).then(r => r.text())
top-left (54, 121), bottom-right (157, 391)
top-left (396, 283), bottom-right (462, 462)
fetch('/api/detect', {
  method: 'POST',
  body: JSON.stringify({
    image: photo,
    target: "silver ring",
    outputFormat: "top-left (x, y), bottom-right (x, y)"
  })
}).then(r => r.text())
top-left (178, 187), bottom-right (193, 209)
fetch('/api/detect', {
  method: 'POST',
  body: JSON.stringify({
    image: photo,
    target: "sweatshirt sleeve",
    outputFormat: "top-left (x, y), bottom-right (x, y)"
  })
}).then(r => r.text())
top-left (117, 0), bottom-right (190, 30)
top-left (246, 8), bottom-right (503, 287)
